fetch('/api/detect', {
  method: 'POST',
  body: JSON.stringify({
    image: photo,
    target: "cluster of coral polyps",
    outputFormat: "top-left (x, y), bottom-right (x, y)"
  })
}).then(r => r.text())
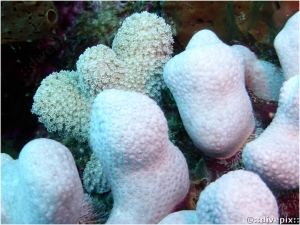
top-left (31, 11), bottom-right (174, 143)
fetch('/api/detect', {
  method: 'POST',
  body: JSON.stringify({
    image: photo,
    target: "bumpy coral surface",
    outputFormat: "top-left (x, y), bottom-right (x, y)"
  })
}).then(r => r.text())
top-left (159, 210), bottom-right (199, 224)
top-left (274, 12), bottom-right (299, 79)
top-left (232, 45), bottom-right (285, 101)
top-left (164, 30), bottom-right (255, 158)
top-left (112, 11), bottom-right (174, 101)
top-left (76, 44), bottom-right (126, 98)
top-left (31, 70), bottom-right (92, 142)
top-left (1, 138), bottom-right (84, 224)
top-left (243, 75), bottom-right (299, 190)
top-left (90, 89), bottom-right (190, 224)
top-left (1, 153), bottom-right (13, 166)
top-left (196, 170), bottom-right (278, 224)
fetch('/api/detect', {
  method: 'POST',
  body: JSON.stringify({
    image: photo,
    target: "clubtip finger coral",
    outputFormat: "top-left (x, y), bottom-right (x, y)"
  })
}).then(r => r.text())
top-left (112, 11), bottom-right (173, 101)
top-left (197, 170), bottom-right (278, 224)
top-left (32, 11), bottom-right (174, 142)
top-left (76, 44), bottom-right (126, 98)
top-left (274, 12), bottom-right (299, 80)
top-left (242, 75), bottom-right (299, 190)
top-left (163, 29), bottom-right (255, 159)
top-left (31, 70), bottom-right (92, 142)
top-left (1, 138), bottom-right (84, 224)
top-left (232, 44), bottom-right (285, 102)
top-left (77, 11), bottom-right (174, 102)
top-left (83, 152), bottom-right (110, 194)
top-left (159, 170), bottom-right (278, 224)
top-left (90, 89), bottom-right (190, 224)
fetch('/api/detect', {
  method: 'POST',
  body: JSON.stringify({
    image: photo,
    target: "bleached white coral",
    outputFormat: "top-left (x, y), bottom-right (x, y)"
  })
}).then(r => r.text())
top-left (77, 44), bottom-right (126, 98)
top-left (163, 30), bottom-right (255, 158)
top-left (1, 138), bottom-right (84, 224)
top-left (159, 170), bottom-right (278, 224)
top-left (243, 75), bottom-right (299, 190)
top-left (196, 170), bottom-right (278, 224)
top-left (83, 152), bottom-right (110, 194)
top-left (158, 210), bottom-right (199, 224)
top-left (232, 45), bottom-right (285, 101)
top-left (31, 70), bottom-right (92, 142)
top-left (1, 153), bottom-right (13, 166)
top-left (274, 12), bottom-right (299, 79)
top-left (90, 89), bottom-right (189, 224)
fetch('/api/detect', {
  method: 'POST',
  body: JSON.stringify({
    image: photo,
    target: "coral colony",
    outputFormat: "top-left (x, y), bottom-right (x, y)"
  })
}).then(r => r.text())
top-left (1, 2), bottom-right (299, 224)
